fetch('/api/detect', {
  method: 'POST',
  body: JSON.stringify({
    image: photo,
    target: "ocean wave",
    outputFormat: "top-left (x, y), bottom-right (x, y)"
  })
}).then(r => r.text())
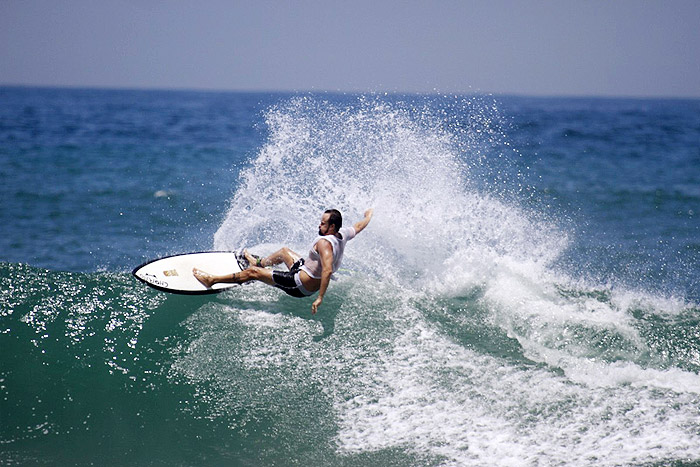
top-left (4, 94), bottom-right (700, 465)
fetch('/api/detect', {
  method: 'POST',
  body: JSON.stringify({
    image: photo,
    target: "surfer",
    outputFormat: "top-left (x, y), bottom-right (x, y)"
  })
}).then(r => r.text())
top-left (193, 208), bottom-right (373, 314)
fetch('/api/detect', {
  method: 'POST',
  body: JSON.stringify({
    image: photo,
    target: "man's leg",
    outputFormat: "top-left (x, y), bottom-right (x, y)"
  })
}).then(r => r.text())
top-left (193, 265), bottom-right (275, 288)
top-left (246, 247), bottom-right (301, 269)
top-left (193, 246), bottom-right (300, 288)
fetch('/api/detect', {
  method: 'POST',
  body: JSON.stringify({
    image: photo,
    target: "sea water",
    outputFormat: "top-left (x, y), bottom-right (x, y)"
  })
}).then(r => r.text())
top-left (1, 87), bottom-right (699, 465)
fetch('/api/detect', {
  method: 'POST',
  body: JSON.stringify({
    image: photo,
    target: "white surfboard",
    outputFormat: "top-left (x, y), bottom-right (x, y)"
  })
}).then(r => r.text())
top-left (132, 251), bottom-right (246, 295)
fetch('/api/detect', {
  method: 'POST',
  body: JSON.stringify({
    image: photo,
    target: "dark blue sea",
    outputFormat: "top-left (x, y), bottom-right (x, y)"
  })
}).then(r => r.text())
top-left (1, 87), bottom-right (699, 466)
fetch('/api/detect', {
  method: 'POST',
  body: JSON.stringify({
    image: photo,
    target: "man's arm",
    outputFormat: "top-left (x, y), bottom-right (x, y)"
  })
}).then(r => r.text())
top-left (312, 209), bottom-right (373, 314)
top-left (311, 239), bottom-right (334, 315)
top-left (352, 208), bottom-right (374, 234)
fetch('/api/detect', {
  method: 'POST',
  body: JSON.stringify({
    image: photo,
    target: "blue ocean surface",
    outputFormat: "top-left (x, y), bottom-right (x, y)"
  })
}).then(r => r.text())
top-left (1, 87), bottom-right (699, 465)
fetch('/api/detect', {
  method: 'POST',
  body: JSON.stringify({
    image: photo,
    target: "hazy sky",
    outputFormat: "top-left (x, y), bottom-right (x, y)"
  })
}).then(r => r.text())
top-left (2, 0), bottom-right (699, 97)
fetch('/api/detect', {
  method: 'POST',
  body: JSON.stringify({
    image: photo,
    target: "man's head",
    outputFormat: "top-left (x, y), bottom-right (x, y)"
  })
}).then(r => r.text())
top-left (319, 209), bottom-right (342, 235)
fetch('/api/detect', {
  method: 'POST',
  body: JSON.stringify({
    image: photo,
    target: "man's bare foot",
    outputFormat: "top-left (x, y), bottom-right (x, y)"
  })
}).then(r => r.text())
top-left (243, 249), bottom-right (261, 268)
top-left (192, 268), bottom-right (216, 288)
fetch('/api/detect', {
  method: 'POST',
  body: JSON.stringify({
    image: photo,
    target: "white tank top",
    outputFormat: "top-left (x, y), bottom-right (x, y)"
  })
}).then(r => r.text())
top-left (300, 226), bottom-right (356, 279)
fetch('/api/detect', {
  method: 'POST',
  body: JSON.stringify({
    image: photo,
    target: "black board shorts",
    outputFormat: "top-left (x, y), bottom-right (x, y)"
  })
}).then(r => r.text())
top-left (271, 258), bottom-right (314, 298)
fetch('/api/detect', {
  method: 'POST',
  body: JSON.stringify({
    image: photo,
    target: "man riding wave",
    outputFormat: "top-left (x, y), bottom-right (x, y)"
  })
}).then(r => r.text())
top-left (194, 208), bottom-right (373, 314)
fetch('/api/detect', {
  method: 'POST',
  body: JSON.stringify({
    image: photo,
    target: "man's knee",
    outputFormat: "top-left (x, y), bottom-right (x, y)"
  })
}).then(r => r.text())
top-left (281, 247), bottom-right (299, 262)
top-left (245, 266), bottom-right (270, 282)
top-left (242, 267), bottom-right (259, 279)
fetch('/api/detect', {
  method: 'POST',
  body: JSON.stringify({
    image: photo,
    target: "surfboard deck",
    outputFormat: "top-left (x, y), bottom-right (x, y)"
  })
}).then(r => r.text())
top-left (132, 251), bottom-right (246, 295)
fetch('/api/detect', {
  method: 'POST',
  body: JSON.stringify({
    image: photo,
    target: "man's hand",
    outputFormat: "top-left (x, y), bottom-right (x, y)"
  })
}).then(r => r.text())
top-left (353, 208), bottom-right (374, 234)
top-left (311, 296), bottom-right (323, 314)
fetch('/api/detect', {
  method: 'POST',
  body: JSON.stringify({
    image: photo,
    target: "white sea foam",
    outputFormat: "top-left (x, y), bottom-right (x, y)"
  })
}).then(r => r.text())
top-left (186, 96), bottom-right (700, 465)
top-left (333, 297), bottom-right (700, 465)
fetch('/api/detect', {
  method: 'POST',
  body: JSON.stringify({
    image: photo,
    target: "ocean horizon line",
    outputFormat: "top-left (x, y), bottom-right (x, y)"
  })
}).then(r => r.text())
top-left (2, 83), bottom-right (699, 102)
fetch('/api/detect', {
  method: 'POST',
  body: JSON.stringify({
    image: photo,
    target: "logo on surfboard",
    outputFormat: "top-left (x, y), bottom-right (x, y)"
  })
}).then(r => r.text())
top-left (138, 272), bottom-right (168, 288)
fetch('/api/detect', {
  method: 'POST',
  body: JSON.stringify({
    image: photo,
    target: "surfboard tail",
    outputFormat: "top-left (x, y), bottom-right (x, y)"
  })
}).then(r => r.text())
top-left (235, 249), bottom-right (263, 270)
top-left (235, 249), bottom-right (249, 270)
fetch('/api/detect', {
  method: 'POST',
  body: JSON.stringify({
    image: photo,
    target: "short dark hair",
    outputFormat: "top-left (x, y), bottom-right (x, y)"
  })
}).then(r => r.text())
top-left (325, 209), bottom-right (342, 230)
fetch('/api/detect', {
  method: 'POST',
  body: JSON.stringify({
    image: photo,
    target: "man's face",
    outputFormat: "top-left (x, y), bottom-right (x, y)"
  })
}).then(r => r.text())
top-left (318, 213), bottom-right (334, 236)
